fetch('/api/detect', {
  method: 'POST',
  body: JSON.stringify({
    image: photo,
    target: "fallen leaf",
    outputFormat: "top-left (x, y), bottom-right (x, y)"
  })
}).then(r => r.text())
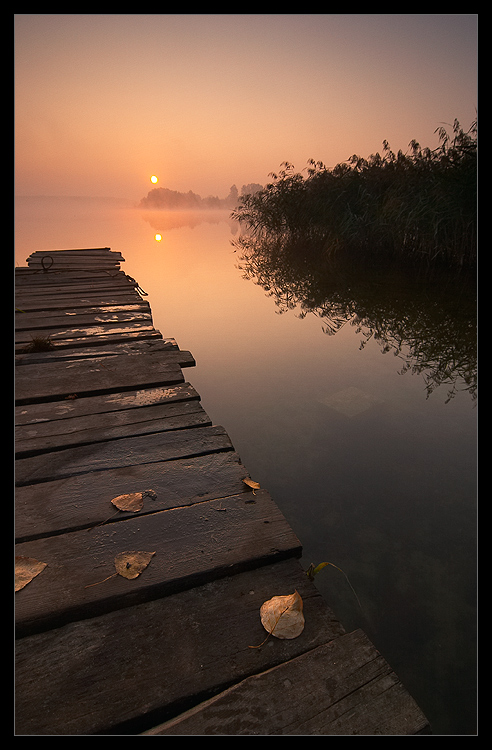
top-left (111, 492), bottom-right (145, 513)
top-left (114, 550), bottom-right (155, 580)
top-left (89, 489), bottom-right (157, 531)
top-left (243, 478), bottom-right (261, 494)
top-left (15, 556), bottom-right (47, 592)
top-left (85, 551), bottom-right (156, 587)
top-left (260, 590), bottom-right (305, 640)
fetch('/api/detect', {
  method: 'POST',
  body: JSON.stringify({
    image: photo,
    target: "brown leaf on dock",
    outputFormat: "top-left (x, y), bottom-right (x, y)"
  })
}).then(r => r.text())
top-left (260, 590), bottom-right (305, 640)
top-left (114, 550), bottom-right (156, 580)
top-left (15, 556), bottom-right (47, 592)
top-left (111, 492), bottom-right (146, 513)
top-left (85, 551), bottom-right (156, 587)
top-left (243, 478), bottom-right (261, 494)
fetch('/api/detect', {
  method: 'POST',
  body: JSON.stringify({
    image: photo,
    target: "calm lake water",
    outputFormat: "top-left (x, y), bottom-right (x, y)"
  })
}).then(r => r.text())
top-left (15, 196), bottom-right (477, 735)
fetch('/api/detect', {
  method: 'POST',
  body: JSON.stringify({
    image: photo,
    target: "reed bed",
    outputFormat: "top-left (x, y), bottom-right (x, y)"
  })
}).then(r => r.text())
top-left (232, 119), bottom-right (477, 270)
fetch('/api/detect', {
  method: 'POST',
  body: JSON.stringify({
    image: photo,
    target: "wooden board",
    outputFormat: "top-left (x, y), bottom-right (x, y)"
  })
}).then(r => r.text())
top-left (15, 309), bottom-right (153, 331)
top-left (16, 329), bottom-right (163, 353)
top-left (145, 629), bottom-right (430, 736)
top-left (15, 559), bottom-right (345, 735)
top-left (15, 346), bottom-right (194, 369)
top-left (16, 302), bottom-right (149, 317)
top-left (15, 399), bottom-right (212, 456)
top-left (15, 451), bottom-right (250, 542)
top-left (16, 321), bottom-right (157, 347)
top-left (15, 489), bottom-right (302, 637)
top-left (15, 351), bottom-right (184, 404)
top-left (15, 335), bottom-right (182, 367)
top-left (15, 293), bottom-right (147, 312)
top-left (15, 425), bottom-right (234, 486)
top-left (15, 275), bottom-right (134, 291)
top-left (15, 382), bottom-right (200, 425)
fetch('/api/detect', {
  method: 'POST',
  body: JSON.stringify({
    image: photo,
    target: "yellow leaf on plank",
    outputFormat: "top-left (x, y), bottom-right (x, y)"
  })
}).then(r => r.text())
top-left (260, 590), bottom-right (305, 639)
top-left (111, 492), bottom-right (145, 513)
top-left (15, 556), bottom-right (47, 592)
top-left (85, 551), bottom-right (156, 587)
top-left (243, 478), bottom-right (261, 494)
top-left (114, 551), bottom-right (155, 580)
top-left (111, 489), bottom-right (156, 513)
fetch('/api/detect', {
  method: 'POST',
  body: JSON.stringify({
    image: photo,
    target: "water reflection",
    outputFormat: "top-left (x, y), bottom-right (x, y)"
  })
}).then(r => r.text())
top-left (141, 208), bottom-right (238, 234)
top-left (234, 231), bottom-right (477, 404)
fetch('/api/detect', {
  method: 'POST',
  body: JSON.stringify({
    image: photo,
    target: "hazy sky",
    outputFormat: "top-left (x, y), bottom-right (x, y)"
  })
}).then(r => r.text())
top-left (14, 13), bottom-right (477, 201)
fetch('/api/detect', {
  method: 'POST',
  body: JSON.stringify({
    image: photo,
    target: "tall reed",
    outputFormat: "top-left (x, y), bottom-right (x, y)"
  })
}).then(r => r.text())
top-left (232, 119), bottom-right (477, 270)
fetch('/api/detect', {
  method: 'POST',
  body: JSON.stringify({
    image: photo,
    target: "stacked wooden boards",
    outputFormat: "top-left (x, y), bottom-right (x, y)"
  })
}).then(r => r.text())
top-left (15, 248), bottom-right (430, 735)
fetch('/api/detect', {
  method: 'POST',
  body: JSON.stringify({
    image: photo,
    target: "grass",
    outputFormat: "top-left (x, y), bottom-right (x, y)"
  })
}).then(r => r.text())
top-left (23, 335), bottom-right (55, 352)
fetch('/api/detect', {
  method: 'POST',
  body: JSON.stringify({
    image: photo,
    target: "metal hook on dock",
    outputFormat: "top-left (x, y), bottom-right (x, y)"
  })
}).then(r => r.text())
top-left (41, 255), bottom-right (54, 273)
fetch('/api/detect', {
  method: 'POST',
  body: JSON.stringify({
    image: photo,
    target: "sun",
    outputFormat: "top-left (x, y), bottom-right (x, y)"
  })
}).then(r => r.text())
top-left (154, 233), bottom-right (162, 242)
top-left (150, 175), bottom-right (159, 184)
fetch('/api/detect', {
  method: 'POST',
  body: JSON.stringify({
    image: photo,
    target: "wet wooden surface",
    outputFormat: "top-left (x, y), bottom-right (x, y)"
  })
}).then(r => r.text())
top-left (15, 249), bottom-right (431, 735)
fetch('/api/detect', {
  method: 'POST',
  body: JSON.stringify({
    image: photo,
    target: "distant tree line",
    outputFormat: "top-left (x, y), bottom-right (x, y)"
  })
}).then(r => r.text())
top-left (232, 119), bottom-right (477, 270)
top-left (140, 183), bottom-right (263, 210)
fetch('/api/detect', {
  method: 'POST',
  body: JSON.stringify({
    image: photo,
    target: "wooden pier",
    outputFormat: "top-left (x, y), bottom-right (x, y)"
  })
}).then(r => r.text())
top-left (15, 248), bottom-right (430, 735)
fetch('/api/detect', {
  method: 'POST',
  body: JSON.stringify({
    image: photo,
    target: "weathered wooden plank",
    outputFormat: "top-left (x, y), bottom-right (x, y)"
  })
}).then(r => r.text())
top-left (16, 263), bottom-right (124, 275)
top-left (16, 329), bottom-right (163, 354)
top-left (15, 559), bottom-right (344, 735)
top-left (145, 629), bottom-right (430, 736)
top-left (16, 321), bottom-right (156, 346)
top-left (15, 309), bottom-right (153, 332)
top-left (15, 277), bottom-right (126, 291)
top-left (15, 338), bottom-right (185, 365)
top-left (15, 489), bottom-right (303, 637)
top-left (16, 348), bottom-right (194, 369)
top-left (26, 247), bottom-right (117, 256)
top-left (16, 301), bottom-right (150, 320)
top-left (15, 383), bottom-right (199, 428)
top-left (15, 274), bottom-right (133, 290)
top-left (15, 278), bottom-right (135, 292)
top-left (14, 293), bottom-right (147, 312)
top-left (15, 450), bottom-right (249, 542)
top-left (15, 350), bottom-right (182, 404)
top-left (15, 285), bottom-right (140, 302)
top-left (25, 250), bottom-right (121, 257)
top-left (15, 425), bottom-right (234, 486)
top-left (15, 285), bottom-right (138, 299)
top-left (16, 399), bottom-right (212, 456)
top-left (15, 382), bottom-right (198, 425)
top-left (25, 262), bottom-right (122, 271)
top-left (17, 261), bottom-right (121, 269)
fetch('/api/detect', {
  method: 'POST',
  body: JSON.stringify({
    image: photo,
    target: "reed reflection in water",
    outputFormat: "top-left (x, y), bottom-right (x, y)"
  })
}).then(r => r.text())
top-left (234, 229), bottom-right (477, 405)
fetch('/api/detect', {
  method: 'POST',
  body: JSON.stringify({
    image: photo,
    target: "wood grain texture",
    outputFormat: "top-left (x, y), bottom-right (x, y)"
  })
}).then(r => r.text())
top-left (15, 559), bottom-right (343, 735)
top-left (146, 629), bottom-right (430, 736)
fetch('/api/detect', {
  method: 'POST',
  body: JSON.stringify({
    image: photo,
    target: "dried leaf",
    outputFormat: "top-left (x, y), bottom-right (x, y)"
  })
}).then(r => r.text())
top-left (111, 488), bottom-right (156, 512)
top-left (89, 489), bottom-right (157, 531)
top-left (111, 492), bottom-right (145, 513)
top-left (15, 556), bottom-right (47, 592)
top-left (114, 550), bottom-right (155, 580)
top-left (260, 590), bottom-right (305, 640)
top-left (85, 551), bottom-right (156, 588)
top-left (243, 478), bottom-right (261, 494)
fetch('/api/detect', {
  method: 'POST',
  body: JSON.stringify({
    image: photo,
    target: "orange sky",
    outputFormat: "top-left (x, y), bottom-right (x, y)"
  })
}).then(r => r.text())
top-left (14, 14), bottom-right (477, 202)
